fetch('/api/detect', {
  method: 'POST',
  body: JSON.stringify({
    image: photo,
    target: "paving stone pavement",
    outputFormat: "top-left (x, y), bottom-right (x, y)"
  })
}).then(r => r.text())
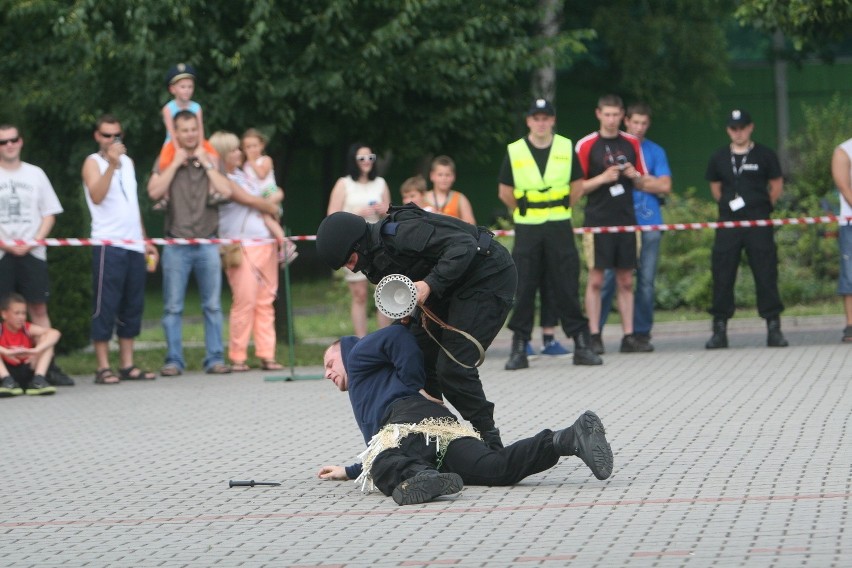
top-left (2, 315), bottom-right (850, 567)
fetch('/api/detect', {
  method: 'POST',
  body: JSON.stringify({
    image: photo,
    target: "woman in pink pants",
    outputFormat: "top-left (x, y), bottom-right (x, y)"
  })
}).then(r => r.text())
top-left (209, 131), bottom-right (285, 371)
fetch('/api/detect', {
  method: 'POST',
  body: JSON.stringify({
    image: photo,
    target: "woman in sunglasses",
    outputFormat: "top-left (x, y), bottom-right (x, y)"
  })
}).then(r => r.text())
top-left (326, 143), bottom-right (392, 337)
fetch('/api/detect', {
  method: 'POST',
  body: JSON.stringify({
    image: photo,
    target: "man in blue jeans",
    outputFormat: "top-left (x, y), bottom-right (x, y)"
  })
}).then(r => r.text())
top-left (599, 103), bottom-right (671, 353)
top-left (147, 111), bottom-right (276, 375)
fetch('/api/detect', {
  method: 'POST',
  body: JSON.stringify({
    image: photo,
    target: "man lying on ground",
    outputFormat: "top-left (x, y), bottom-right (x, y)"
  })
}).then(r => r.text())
top-left (317, 324), bottom-right (614, 505)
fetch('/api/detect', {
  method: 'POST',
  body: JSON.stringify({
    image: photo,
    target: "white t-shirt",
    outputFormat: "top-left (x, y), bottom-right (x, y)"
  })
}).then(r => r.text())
top-left (83, 153), bottom-right (144, 253)
top-left (0, 162), bottom-right (64, 260)
top-left (839, 139), bottom-right (852, 218)
top-left (218, 168), bottom-right (271, 244)
top-left (342, 176), bottom-right (386, 223)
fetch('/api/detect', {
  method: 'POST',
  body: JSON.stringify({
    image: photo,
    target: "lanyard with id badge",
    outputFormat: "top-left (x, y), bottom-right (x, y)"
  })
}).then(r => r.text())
top-left (728, 146), bottom-right (752, 212)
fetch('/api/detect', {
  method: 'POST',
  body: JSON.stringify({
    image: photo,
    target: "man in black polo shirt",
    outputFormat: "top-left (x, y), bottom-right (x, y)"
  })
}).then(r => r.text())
top-left (705, 109), bottom-right (788, 348)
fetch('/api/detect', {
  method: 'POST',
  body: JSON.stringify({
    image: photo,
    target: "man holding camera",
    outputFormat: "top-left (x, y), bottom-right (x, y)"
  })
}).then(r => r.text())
top-left (498, 98), bottom-right (602, 371)
top-left (82, 114), bottom-right (159, 384)
top-left (576, 94), bottom-right (651, 355)
top-left (147, 110), bottom-right (276, 376)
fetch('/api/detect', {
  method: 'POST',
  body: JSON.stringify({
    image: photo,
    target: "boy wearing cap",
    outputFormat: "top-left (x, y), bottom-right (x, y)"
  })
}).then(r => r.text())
top-left (162, 63), bottom-right (205, 145)
top-left (498, 98), bottom-right (602, 371)
top-left (705, 109), bottom-right (787, 349)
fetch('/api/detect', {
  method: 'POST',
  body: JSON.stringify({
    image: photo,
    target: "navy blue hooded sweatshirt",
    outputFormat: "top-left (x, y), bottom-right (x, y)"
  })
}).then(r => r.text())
top-left (340, 325), bottom-right (425, 480)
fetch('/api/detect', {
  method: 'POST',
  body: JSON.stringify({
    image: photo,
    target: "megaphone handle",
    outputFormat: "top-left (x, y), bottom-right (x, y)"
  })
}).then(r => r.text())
top-left (419, 305), bottom-right (486, 368)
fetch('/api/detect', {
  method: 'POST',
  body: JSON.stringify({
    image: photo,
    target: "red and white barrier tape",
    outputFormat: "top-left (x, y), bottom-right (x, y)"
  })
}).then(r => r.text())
top-left (1, 215), bottom-right (850, 247)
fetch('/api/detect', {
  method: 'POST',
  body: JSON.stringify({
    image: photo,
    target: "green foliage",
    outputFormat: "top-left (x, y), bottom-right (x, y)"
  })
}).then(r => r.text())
top-left (0, 0), bottom-right (594, 163)
top-left (781, 95), bottom-right (852, 209)
top-left (577, 0), bottom-right (734, 116)
top-left (735, 0), bottom-right (852, 51)
top-left (655, 189), bottom-right (717, 310)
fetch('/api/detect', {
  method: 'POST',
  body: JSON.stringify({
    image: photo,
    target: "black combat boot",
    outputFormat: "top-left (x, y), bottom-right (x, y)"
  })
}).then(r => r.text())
top-left (552, 410), bottom-right (613, 480)
top-left (504, 335), bottom-right (529, 370)
top-left (392, 470), bottom-right (464, 506)
top-left (705, 319), bottom-right (728, 349)
top-left (766, 317), bottom-right (789, 347)
top-left (573, 330), bottom-right (603, 365)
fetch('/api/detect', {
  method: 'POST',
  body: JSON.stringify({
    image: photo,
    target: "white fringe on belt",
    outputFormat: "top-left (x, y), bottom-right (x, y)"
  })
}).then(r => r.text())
top-left (354, 417), bottom-right (481, 493)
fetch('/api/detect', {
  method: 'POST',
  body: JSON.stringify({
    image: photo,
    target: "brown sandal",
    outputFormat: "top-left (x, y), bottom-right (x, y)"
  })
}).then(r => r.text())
top-left (261, 359), bottom-right (284, 371)
top-left (231, 362), bottom-right (251, 372)
top-left (119, 366), bottom-right (156, 381)
top-left (94, 368), bottom-right (120, 385)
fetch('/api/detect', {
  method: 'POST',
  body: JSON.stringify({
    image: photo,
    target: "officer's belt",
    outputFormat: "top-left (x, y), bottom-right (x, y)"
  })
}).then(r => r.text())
top-left (524, 200), bottom-right (569, 209)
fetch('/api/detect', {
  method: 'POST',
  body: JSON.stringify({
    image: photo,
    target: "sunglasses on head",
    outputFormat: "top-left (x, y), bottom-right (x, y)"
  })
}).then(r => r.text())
top-left (356, 154), bottom-right (377, 163)
top-left (0, 136), bottom-right (21, 146)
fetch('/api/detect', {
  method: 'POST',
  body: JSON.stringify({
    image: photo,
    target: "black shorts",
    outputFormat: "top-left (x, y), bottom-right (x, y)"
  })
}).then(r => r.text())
top-left (0, 254), bottom-right (50, 304)
top-left (582, 232), bottom-right (638, 270)
top-left (6, 361), bottom-right (34, 387)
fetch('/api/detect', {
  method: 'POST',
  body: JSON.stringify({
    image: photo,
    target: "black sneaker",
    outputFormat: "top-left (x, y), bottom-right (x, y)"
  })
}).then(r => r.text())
top-left (26, 375), bottom-right (57, 396)
top-left (392, 470), bottom-right (464, 506)
top-left (553, 411), bottom-right (613, 480)
top-left (0, 376), bottom-right (23, 397)
top-left (47, 362), bottom-right (75, 386)
top-left (634, 333), bottom-right (655, 352)
top-left (620, 334), bottom-right (654, 353)
top-left (590, 333), bottom-right (605, 355)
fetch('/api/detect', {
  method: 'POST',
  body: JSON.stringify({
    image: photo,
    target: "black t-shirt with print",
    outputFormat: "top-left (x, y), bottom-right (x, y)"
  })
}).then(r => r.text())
top-left (705, 142), bottom-right (782, 221)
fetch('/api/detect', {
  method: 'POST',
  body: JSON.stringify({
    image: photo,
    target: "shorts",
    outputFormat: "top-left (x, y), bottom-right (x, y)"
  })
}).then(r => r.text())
top-left (342, 266), bottom-right (367, 283)
top-left (91, 246), bottom-right (147, 340)
top-left (0, 253), bottom-right (50, 304)
top-left (6, 361), bottom-right (35, 388)
top-left (838, 225), bottom-right (852, 294)
top-left (582, 232), bottom-right (638, 270)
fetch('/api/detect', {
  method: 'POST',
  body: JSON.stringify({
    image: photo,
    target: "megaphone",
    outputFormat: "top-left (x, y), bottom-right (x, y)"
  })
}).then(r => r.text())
top-left (374, 274), bottom-right (418, 319)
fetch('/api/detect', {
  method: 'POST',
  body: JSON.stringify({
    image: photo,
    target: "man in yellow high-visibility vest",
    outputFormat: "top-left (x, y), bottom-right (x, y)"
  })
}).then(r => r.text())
top-left (498, 99), bottom-right (603, 370)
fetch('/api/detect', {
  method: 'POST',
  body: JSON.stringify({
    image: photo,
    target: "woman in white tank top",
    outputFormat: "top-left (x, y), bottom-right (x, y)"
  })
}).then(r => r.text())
top-left (326, 143), bottom-right (392, 337)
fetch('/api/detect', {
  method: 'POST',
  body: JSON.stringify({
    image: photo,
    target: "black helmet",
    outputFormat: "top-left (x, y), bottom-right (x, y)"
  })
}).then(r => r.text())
top-left (316, 212), bottom-right (368, 269)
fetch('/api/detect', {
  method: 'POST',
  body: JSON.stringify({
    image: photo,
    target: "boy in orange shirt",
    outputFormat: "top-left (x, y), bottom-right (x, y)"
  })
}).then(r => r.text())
top-left (0, 293), bottom-right (61, 396)
top-left (425, 156), bottom-right (476, 224)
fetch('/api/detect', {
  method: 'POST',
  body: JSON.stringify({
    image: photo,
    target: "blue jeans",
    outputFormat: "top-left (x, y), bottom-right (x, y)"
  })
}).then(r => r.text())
top-left (600, 230), bottom-right (662, 335)
top-left (161, 244), bottom-right (225, 370)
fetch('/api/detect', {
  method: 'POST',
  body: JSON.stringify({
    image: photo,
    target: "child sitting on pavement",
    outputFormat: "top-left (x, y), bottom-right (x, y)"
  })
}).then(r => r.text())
top-left (0, 293), bottom-right (61, 397)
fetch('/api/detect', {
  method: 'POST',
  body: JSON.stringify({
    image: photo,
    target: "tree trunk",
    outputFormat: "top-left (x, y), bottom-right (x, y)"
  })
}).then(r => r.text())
top-left (773, 30), bottom-right (790, 175)
top-left (531, 0), bottom-right (560, 100)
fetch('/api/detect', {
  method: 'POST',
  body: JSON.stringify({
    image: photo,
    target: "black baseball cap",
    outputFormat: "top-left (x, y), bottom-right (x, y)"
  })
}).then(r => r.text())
top-left (727, 109), bottom-right (752, 128)
top-left (527, 98), bottom-right (556, 117)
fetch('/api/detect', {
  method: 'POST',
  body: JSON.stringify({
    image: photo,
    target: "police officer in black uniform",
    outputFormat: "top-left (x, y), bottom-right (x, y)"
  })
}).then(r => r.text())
top-left (705, 109), bottom-right (788, 348)
top-left (316, 205), bottom-right (517, 449)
